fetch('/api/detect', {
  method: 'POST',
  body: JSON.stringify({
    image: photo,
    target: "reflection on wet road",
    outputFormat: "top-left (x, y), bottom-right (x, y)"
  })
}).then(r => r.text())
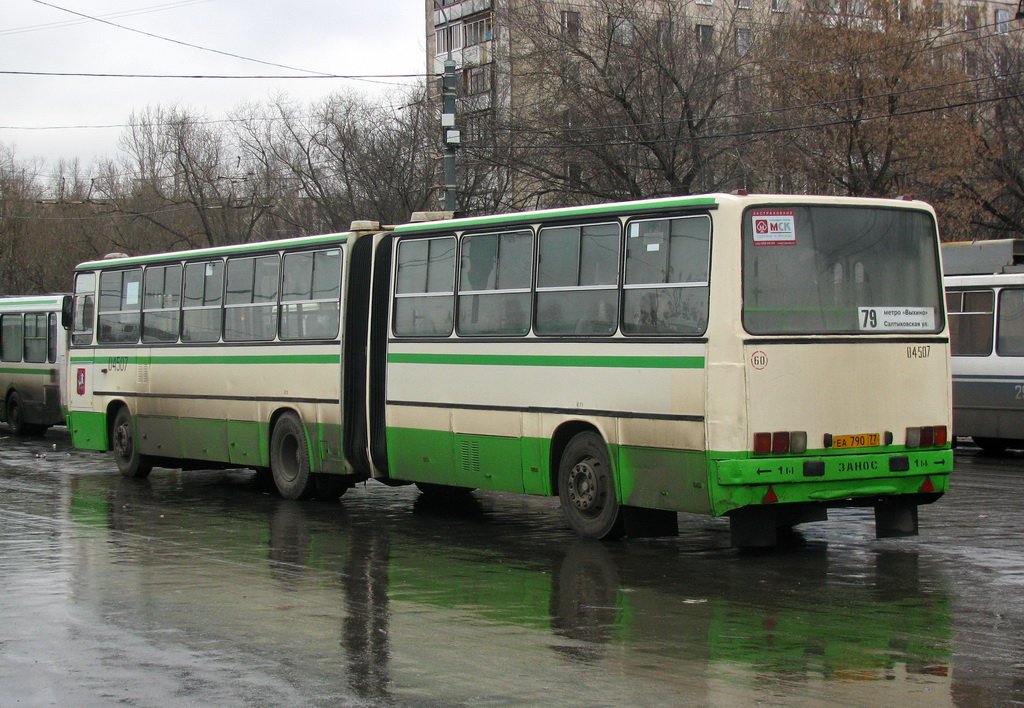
top-left (1, 430), bottom-right (1022, 706)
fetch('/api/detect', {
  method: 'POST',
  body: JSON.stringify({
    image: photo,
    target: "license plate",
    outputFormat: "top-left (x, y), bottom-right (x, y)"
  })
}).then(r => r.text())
top-left (833, 433), bottom-right (880, 449)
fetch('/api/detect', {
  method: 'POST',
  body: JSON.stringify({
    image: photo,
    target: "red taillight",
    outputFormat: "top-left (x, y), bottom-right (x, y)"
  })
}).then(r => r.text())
top-left (754, 431), bottom-right (807, 454)
top-left (907, 426), bottom-right (949, 448)
top-left (920, 426), bottom-right (935, 447)
top-left (920, 477), bottom-right (936, 493)
top-left (763, 486), bottom-right (779, 503)
top-left (772, 431), bottom-right (790, 454)
top-left (753, 432), bottom-right (772, 454)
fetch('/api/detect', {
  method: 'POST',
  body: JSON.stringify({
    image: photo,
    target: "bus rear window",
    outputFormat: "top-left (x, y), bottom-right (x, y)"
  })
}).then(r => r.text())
top-left (742, 206), bottom-right (942, 335)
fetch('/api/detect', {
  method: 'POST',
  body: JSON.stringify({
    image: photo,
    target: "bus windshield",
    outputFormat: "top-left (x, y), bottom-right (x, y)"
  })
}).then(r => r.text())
top-left (742, 205), bottom-right (942, 335)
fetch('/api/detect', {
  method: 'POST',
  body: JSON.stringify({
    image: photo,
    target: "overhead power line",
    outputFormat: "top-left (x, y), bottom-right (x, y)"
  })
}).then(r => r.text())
top-left (0, 0), bottom-right (213, 36)
top-left (28, 0), bottom-right (337, 76)
top-left (0, 70), bottom-right (433, 80)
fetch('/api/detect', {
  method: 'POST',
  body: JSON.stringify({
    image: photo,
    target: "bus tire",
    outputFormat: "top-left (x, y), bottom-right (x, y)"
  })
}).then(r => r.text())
top-left (270, 413), bottom-right (317, 500)
top-left (6, 393), bottom-right (26, 435)
top-left (112, 407), bottom-right (153, 478)
top-left (557, 432), bottom-right (625, 540)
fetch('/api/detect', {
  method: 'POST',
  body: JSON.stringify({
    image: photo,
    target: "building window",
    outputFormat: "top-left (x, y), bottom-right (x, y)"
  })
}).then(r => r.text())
top-left (696, 0), bottom-right (713, 6)
top-left (736, 28), bottom-right (752, 55)
top-left (561, 10), bottom-right (581, 41)
top-left (963, 50), bottom-right (980, 75)
top-left (610, 16), bottom-right (635, 44)
top-left (656, 20), bottom-right (673, 48)
top-left (463, 65), bottom-right (492, 95)
top-left (696, 24), bottom-right (714, 51)
top-left (964, 4), bottom-right (979, 30)
top-left (996, 8), bottom-right (1010, 33)
top-left (771, 0), bottom-right (789, 10)
top-left (562, 60), bottom-right (582, 88)
top-left (464, 15), bottom-right (492, 46)
top-left (736, 0), bottom-right (753, 9)
top-left (436, 23), bottom-right (462, 55)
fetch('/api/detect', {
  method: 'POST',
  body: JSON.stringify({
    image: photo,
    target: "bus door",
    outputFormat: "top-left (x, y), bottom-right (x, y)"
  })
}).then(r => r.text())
top-left (69, 273), bottom-right (99, 447)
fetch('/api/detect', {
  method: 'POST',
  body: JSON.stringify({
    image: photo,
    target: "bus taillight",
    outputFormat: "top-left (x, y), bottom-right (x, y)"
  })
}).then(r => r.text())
top-left (906, 425), bottom-right (947, 448)
top-left (753, 431), bottom-right (807, 455)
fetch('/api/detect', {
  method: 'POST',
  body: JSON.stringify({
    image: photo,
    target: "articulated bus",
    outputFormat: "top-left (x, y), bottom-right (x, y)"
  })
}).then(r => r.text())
top-left (0, 294), bottom-right (70, 435)
top-left (66, 193), bottom-right (952, 546)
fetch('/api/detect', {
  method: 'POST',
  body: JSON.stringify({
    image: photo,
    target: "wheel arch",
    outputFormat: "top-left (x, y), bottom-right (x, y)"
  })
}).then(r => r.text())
top-left (548, 420), bottom-right (609, 496)
top-left (104, 399), bottom-right (131, 446)
top-left (267, 406), bottom-right (316, 472)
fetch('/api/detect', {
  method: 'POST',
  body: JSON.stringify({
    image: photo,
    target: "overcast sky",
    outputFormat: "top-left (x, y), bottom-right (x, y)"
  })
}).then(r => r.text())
top-left (0, 0), bottom-right (428, 168)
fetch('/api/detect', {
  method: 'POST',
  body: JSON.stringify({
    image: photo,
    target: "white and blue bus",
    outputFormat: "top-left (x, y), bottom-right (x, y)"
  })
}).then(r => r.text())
top-left (66, 193), bottom-right (951, 545)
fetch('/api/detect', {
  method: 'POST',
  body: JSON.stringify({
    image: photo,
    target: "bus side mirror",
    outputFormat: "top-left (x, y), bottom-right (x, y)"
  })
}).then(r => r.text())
top-left (61, 295), bottom-right (73, 330)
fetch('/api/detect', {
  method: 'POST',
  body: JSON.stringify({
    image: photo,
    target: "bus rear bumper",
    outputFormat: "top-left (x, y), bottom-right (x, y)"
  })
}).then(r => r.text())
top-left (709, 448), bottom-right (951, 545)
top-left (713, 448), bottom-right (951, 490)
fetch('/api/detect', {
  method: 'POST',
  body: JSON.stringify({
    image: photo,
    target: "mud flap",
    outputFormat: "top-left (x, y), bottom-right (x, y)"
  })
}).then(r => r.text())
top-left (728, 506), bottom-right (778, 548)
top-left (874, 500), bottom-right (919, 538)
top-left (623, 506), bottom-right (679, 538)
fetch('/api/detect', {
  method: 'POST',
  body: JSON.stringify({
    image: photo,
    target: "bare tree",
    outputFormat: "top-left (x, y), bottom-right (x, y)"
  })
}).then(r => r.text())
top-left (473, 0), bottom-right (777, 208)
top-left (756, 0), bottom-right (989, 237)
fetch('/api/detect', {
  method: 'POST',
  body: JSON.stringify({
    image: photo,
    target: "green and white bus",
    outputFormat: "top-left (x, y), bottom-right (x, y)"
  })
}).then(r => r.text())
top-left (0, 294), bottom-right (70, 435)
top-left (67, 193), bottom-right (952, 545)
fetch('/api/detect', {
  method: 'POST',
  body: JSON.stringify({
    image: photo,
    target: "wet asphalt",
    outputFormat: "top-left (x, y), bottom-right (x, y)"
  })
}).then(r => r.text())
top-left (1, 429), bottom-right (1022, 706)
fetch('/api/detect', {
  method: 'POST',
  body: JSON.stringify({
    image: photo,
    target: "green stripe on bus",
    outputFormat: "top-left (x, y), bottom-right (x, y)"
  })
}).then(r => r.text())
top-left (387, 353), bottom-right (705, 368)
top-left (70, 354), bottom-right (340, 365)
top-left (394, 196), bottom-right (719, 234)
top-left (0, 367), bottom-right (52, 375)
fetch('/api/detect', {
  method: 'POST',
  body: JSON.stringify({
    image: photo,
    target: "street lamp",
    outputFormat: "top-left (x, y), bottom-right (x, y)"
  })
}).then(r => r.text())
top-left (434, 0), bottom-right (459, 212)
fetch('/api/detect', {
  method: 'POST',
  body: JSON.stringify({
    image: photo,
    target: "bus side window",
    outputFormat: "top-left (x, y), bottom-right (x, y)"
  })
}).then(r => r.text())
top-left (224, 255), bottom-right (280, 342)
top-left (997, 288), bottom-right (1024, 356)
top-left (1, 314), bottom-right (23, 362)
top-left (182, 261), bottom-right (224, 343)
top-left (623, 215), bottom-right (711, 335)
top-left (536, 222), bottom-right (619, 336)
top-left (948, 288), bottom-right (994, 357)
top-left (47, 312), bottom-right (57, 363)
top-left (143, 264), bottom-right (183, 343)
top-left (23, 313), bottom-right (47, 363)
top-left (97, 269), bottom-right (142, 344)
top-left (394, 236), bottom-right (456, 337)
top-left (457, 230), bottom-right (532, 336)
top-left (281, 249), bottom-right (342, 340)
top-left (72, 272), bottom-right (96, 346)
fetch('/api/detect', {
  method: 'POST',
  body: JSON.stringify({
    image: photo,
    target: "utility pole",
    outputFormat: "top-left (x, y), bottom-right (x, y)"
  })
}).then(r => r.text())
top-left (441, 57), bottom-right (459, 212)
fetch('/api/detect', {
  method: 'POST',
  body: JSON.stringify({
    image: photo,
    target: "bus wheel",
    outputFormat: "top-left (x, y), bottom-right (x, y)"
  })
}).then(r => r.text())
top-left (6, 393), bottom-right (26, 435)
top-left (270, 413), bottom-right (316, 500)
top-left (112, 407), bottom-right (153, 478)
top-left (557, 432), bottom-right (624, 540)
